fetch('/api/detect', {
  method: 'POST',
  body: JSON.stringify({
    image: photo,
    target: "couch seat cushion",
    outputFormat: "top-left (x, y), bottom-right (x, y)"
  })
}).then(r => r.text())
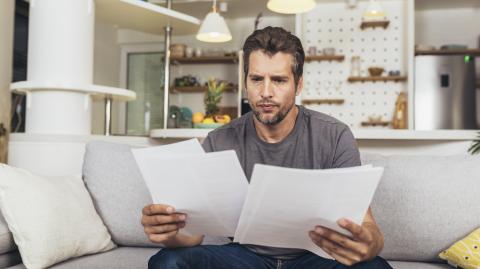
top-left (7, 247), bottom-right (160, 269)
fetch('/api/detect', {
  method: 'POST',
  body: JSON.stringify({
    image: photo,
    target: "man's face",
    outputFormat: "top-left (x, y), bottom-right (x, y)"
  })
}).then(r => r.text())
top-left (246, 50), bottom-right (303, 126)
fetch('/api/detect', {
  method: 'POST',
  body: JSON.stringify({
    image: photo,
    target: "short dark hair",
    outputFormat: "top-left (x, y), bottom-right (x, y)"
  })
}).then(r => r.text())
top-left (242, 26), bottom-right (305, 87)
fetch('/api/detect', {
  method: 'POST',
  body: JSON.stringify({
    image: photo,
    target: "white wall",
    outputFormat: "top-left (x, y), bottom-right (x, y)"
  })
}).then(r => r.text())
top-left (415, 7), bottom-right (480, 48)
top-left (92, 20), bottom-right (122, 135)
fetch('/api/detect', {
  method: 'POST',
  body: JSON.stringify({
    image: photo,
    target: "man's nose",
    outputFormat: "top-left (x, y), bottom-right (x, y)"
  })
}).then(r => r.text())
top-left (260, 79), bottom-right (274, 99)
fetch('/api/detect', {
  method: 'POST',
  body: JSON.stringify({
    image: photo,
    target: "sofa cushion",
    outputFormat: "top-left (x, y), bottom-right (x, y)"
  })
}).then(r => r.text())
top-left (362, 153), bottom-right (480, 262)
top-left (7, 247), bottom-right (160, 269)
top-left (388, 261), bottom-right (451, 269)
top-left (82, 141), bottom-right (231, 247)
top-left (0, 214), bottom-right (16, 255)
top-left (0, 164), bottom-right (116, 269)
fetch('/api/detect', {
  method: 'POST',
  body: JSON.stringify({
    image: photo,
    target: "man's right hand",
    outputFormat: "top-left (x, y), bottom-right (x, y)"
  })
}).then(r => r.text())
top-left (141, 204), bottom-right (203, 248)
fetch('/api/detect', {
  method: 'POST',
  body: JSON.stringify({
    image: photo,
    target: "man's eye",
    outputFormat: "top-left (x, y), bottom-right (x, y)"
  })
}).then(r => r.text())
top-left (274, 79), bottom-right (286, 83)
top-left (252, 77), bottom-right (262, 82)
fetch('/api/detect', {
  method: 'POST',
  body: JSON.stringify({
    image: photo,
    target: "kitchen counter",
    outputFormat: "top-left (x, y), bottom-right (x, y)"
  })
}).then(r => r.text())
top-left (149, 128), bottom-right (478, 141)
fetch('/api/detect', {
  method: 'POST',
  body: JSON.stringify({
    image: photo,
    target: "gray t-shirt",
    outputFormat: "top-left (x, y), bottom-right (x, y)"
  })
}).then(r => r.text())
top-left (202, 105), bottom-right (361, 259)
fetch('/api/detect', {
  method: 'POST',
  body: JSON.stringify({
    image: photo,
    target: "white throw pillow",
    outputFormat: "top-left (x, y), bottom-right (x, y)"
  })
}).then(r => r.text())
top-left (0, 164), bottom-right (115, 269)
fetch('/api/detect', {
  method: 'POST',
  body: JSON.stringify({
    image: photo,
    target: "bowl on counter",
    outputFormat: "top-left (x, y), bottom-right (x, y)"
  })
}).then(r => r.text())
top-left (368, 67), bottom-right (385, 77)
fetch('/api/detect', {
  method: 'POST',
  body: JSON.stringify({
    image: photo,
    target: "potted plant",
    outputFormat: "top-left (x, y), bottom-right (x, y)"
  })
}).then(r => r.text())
top-left (204, 79), bottom-right (227, 118)
top-left (469, 132), bottom-right (480, 155)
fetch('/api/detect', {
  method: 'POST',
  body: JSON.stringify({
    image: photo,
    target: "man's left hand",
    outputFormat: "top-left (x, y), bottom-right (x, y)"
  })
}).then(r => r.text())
top-left (309, 218), bottom-right (383, 266)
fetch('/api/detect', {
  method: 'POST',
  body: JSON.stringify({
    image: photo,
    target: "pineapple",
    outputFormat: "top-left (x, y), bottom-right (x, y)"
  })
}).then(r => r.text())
top-left (204, 79), bottom-right (226, 118)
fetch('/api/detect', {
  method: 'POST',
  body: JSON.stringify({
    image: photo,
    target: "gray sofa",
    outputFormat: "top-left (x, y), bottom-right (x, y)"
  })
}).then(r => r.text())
top-left (2, 141), bottom-right (479, 268)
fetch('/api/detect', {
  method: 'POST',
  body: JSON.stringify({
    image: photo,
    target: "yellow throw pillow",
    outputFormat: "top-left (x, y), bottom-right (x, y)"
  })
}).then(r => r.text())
top-left (439, 228), bottom-right (480, 269)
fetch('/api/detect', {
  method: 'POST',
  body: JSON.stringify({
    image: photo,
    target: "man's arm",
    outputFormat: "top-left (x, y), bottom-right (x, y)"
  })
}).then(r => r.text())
top-left (309, 126), bottom-right (384, 265)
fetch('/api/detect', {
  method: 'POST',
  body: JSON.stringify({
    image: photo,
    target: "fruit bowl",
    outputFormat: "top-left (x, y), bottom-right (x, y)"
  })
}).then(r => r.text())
top-left (368, 67), bottom-right (385, 77)
top-left (193, 123), bottom-right (225, 129)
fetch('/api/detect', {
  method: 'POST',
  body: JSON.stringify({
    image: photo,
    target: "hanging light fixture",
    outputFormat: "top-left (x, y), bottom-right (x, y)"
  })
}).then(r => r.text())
top-left (363, 0), bottom-right (386, 21)
top-left (267, 0), bottom-right (316, 14)
top-left (196, 0), bottom-right (232, 43)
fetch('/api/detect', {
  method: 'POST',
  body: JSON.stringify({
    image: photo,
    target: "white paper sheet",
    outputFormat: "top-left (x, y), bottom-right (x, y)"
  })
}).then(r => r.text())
top-left (233, 164), bottom-right (384, 258)
top-left (132, 143), bottom-right (248, 237)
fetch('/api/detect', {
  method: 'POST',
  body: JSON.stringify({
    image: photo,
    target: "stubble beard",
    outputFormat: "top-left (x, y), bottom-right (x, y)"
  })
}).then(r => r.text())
top-left (251, 99), bottom-right (296, 126)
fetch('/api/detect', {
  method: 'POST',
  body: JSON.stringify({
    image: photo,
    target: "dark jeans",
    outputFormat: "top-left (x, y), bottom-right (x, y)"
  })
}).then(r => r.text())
top-left (148, 243), bottom-right (392, 269)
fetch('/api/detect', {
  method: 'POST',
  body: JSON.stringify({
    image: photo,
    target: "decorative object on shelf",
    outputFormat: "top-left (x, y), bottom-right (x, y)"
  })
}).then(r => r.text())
top-left (388, 70), bottom-right (401, 76)
top-left (350, 56), bottom-right (361, 77)
top-left (305, 55), bottom-right (345, 62)
top-left (185, 47), bottom-right (194, 58)
top-left (307, 46), bottom-right (317, 56)
top-left (361, 115), bottom-right (390, 127)
top-left (469, 132), bottom-right (480, 155)
top-left (323, 47), bottom-right (336, 56)
top-left (267, 0), bottom-right (315, 14)
top-left (362, 0), bottom-right (386, 21)
top-left (348, 76), bottom-right (407, 83)
top-left (174, 75), bottom-right (200, 87)
top-left (194, 47), bottom-right (203, 57)
top-left (204, 79), bottom-right (226, 117)
top-left (368, 67), bottom-right (385, 77)
top-left (204, 48), bottom-right (225, 57)
top-left (196, 0), bottom-right (232, 43)
top-left (167, 105), bottom-right (180, 128)
top-left (302, 99), bottom-right (345, 105)
top-left (360, 20), bottom-right (390, 30)
top-left (440, 44), bottom-right (468, 50)
top-left (391, 92), bottom-right (408, 129)
top-left (170, 44), bottom-right (187, 58)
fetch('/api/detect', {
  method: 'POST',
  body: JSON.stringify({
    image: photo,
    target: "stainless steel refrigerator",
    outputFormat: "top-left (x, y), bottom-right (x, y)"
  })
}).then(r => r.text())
top-left (415, 55), bottom-right (478, 130)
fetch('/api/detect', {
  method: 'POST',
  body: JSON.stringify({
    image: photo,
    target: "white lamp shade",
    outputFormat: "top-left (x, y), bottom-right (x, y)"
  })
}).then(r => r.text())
top-left (267, 0), bottom-right (316, 14)
top-left (196, 12), bottom-right (232, 43)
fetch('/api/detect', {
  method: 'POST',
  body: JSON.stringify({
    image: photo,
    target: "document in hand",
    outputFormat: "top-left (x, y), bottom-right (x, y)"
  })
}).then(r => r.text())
top-left (233, 164), bottom-right (384, 258)
top-left (132, 139), bottom-right (248, 237)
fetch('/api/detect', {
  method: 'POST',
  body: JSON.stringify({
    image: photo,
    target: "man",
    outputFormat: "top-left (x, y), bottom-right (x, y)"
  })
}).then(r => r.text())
top-left (142, 27), bottom-right (392, 269)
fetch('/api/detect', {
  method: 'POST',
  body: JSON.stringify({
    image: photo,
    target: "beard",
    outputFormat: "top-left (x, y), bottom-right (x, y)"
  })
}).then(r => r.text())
top-left (250, 98), bottom-right (295, 126)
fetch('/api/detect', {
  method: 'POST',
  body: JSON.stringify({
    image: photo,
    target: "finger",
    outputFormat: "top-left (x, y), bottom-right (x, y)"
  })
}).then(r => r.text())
top-left (144, 222), bottom-right (185, 235)
top-left (310, 232), bottom-right (363, 264)
top-left (142, 204), bottom-right (175, 216)
top-left (312, 226), bottom-right (364, 252)
top-left (141, 213), bottom-right (186, 226)
top-left (148, 230), bottom-right (178, 244)
top-left (338, 218), bottom-right (373, 243)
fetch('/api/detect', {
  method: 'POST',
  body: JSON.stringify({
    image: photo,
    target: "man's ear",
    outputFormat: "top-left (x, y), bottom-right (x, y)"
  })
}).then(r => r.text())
top-left (295, 76), bottom-right (304, 96)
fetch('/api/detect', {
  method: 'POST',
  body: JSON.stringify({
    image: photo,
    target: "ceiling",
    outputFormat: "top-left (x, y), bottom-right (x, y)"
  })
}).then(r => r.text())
top-left (148, 0), bottom-right (480, 19)
top-left (148, 0), bottom-right (290, 19)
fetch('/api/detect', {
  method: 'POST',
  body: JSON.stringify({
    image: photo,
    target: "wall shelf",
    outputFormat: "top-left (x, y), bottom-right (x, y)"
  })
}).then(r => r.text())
top-left (302, 99), bottom-right (345, 105)
top-left (360, 20), bottom-right (390, 30)
top-left (347, 76), bottom-right (408, 83)
top-left (170, 56), bottom-right (238, 64)
top-left (96, 0), bottom-right (201, 35)
top-left (361, 121), bottom-right (391, 127)
top-left (169, 86), bottom-right (237, 93)
top-left (305, 55), bottom-right (345, 62)
top-left (415, 49), bottom-right (480, 56)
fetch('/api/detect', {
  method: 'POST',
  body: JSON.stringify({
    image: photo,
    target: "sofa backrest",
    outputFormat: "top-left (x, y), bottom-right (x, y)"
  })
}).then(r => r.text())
top-left (82, 141), bottom-right (230, 247)
top-left (362, 153), bottom-right (480, 262)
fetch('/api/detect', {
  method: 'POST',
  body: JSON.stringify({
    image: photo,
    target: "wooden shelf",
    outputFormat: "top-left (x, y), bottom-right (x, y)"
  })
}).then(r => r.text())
top-left (360, 20), bottom-right (390, 30)
top-left (305, 55), bottom-right (345, 62)
top-left (415, 49), bottom-right (480, 56)
top-left (170, 86), bottom-right (237, 93)
top-left (361, 121), bottom-right (391, 127)
top-left (170, 56), bottom-right (238, 64)
top-left (348, 76), bottom-right (407, 83)
top-left (302, 99), bottom-right (345, 105)
top-left (96, 0), bottom-right (201, 35)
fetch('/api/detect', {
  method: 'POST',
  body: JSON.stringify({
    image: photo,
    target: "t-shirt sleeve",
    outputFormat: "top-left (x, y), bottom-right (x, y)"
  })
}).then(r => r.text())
top-left (332, 126), bottom-right (361, 168)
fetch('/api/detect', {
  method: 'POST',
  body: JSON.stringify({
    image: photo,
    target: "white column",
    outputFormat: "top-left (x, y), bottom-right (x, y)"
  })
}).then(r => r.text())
top-left (26, 0), bottom-right (95, 134)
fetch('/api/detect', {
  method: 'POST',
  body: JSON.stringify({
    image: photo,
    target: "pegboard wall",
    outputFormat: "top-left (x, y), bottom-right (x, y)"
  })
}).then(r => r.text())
top-left (300, 0), bottom-right (407, 129)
